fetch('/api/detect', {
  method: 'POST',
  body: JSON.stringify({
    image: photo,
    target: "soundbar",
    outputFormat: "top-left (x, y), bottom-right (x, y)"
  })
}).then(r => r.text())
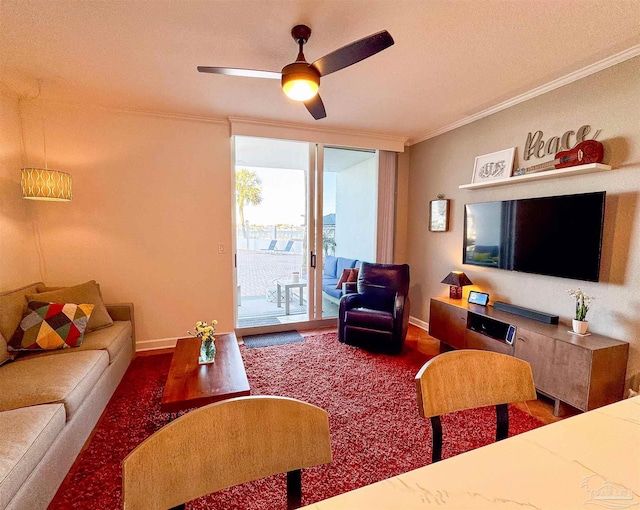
top-left (493, 301), bottom-right (559, 324)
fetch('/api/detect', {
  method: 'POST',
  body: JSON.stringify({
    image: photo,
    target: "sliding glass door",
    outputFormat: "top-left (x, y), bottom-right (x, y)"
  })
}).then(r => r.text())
top-left (320, 147), bottom-right (377, 318)
top-left (233, 137), bottom-right (379, 331)
top-left (234, 137), bottom-right (309, 329)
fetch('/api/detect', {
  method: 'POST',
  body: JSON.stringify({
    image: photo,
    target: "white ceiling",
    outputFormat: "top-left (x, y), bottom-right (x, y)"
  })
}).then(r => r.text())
top-left (2, 0), bottom-right (639, 144)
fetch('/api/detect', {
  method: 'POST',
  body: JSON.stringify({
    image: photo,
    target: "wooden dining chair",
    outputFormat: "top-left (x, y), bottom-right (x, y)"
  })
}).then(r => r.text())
top-left (415, 349), bottom-right (536, 463)
top-left (122, 396), bottom-right (332, 510)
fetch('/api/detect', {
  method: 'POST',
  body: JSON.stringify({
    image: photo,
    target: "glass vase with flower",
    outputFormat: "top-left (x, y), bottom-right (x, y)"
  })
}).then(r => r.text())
top-left (188, 319), bottom-right (218, 364)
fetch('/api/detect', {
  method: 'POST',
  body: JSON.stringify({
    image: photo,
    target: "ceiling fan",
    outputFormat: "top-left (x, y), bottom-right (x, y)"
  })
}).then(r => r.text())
top-left (197, 25), bottom-right (394, 120)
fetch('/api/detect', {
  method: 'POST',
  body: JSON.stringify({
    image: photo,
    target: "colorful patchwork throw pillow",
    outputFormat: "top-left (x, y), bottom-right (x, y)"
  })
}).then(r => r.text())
top-left (27, 280), bottom-right (113, 332)
top-left (8, 301), bottom-right (94, 351)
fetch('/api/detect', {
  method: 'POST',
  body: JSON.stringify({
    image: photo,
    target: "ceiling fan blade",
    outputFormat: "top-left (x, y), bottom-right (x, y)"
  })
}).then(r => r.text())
top-left (305, 94), bottom-right (326, 120)
top-left (197, 67), bottom-right (281, 79)
top-left (311, 30), bottom-right (394, 77)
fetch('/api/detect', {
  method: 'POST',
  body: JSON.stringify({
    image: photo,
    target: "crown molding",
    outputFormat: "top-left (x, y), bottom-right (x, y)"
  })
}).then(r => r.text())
top-left (407, 44), bottom-right (640, 146)
top-left (229, 116), bottom-right (408, 151)
top-left (228, 116), bottom-right (408, 143)
top-left (31, 98), bottom-right (230, 125)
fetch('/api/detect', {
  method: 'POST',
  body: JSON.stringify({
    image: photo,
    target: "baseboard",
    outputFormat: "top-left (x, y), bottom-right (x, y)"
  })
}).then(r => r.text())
top-left (136, 337), bottom-right (178, 352)
top-left (138, 320), bottom-right (427, 351)
top-left (135, 331), bottom-right (237, 352)
top-left (409, 316), bottom-right (429, 331)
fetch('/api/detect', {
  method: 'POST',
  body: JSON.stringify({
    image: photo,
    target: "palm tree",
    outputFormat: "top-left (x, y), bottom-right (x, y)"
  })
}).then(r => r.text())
top-left (235, 168), bottom-right (263, 239)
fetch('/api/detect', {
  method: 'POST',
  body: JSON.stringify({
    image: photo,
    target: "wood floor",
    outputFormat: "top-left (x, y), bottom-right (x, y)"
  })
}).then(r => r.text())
top-left (139, 324), bottom-right (577, 426)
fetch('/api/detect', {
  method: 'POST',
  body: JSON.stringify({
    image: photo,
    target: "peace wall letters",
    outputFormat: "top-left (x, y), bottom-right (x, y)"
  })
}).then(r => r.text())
top-left (523, 125), bottom-right (601, 160)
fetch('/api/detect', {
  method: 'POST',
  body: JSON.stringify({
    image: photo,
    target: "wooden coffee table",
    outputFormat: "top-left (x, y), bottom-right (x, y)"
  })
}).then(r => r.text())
top-left (160, 332), bottom-right (250, 414)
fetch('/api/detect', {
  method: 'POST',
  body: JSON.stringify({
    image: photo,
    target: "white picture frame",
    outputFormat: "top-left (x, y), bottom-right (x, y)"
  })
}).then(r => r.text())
top-left (429, 199), bottom-right (449, 232)
top-left (472, 147), bottom-right (516, 184)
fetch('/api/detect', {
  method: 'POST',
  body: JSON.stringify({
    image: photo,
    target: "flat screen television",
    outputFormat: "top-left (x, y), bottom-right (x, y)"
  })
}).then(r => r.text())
top-left (463, 191), bottom-right (606, 282)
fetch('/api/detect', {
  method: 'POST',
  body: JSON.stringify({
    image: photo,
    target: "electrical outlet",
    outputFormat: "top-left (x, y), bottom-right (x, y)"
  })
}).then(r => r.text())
top-left (218, 243), bottom-right (225, 254)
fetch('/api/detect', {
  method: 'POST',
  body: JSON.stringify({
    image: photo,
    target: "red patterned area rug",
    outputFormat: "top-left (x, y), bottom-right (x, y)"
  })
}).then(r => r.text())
top-left (50, 332), bottom-right (543, 509)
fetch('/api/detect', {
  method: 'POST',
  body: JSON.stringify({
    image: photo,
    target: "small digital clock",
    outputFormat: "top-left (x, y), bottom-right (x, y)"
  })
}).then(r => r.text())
top-left (468, 291), bottom-right (489, 306)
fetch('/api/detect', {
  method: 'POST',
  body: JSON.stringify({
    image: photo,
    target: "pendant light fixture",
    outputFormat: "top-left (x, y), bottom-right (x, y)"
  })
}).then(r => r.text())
top-left (20, 81), bottom-right (72, 201)
top-left (21, 168), bottom-right (72, 201)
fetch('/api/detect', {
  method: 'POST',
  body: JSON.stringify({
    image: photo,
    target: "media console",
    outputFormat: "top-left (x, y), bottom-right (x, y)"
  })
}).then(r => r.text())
top-left (429, 297), bottom-right (629, 416)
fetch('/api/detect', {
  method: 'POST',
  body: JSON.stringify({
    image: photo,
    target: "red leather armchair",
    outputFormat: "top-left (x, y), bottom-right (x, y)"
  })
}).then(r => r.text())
top-left (338, 262), bottom-right (410, 354)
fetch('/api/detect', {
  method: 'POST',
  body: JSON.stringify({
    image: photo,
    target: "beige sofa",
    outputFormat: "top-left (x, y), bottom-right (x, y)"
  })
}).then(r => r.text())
top-left (0, 282), bottom-right (135, 510)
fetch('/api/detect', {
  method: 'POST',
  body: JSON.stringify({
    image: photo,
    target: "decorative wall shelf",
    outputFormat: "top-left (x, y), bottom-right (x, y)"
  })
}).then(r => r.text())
top-left (459, 163), bottom-right (613, 190)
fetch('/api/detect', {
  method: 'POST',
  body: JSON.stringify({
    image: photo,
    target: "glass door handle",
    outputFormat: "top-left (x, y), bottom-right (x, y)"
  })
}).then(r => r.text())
top-left (310, 251), bottom-right (316, 269)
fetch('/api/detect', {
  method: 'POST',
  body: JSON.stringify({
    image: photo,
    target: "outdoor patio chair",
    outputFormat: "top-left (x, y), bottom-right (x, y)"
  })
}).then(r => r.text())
top-left (414, 350), bottom-right (536, 463)
top-left (122, 396), bottom-right (332, 510)
top-left (275, 240), bottom-right (294, 253)
top-left (261, 240), bottom-right (277, 252)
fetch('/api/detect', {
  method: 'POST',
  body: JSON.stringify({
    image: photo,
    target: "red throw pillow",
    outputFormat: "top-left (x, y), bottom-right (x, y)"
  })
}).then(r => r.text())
top-left (335, 268), bottom-right (352, 289)
top-left (347, 268), bottom-right (359, 282)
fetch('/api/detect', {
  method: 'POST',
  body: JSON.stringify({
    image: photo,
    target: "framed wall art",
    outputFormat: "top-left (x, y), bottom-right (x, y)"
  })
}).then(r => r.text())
top-left (472, 147), bottom-right (516, 184)
top-left (429, 197), bottom-right (449, 232)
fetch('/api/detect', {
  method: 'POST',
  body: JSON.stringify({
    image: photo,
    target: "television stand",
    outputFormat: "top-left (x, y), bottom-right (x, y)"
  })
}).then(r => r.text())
top-left (429, 297), bottom-right (629, 416)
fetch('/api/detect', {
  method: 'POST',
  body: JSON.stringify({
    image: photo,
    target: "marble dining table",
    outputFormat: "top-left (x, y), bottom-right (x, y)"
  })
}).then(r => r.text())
top-left (302, 395), bottom-right (640, 509)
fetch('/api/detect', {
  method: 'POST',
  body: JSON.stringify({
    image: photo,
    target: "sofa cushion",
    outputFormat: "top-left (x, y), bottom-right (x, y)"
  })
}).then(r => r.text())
top-left (0, 283), bottom-right (45, 365)
top-left (322, 277), bottom-right (339, 289)
top-left (322, 277), bottom-right (341, 298)
top-left (0, 350), bottom-right (109, 420)
top-left (0, 332), bottom-right (9, 368)
top-left (8, 302), bottom-right (94, 351)
top-left (0, 404), bottom-right (65, 509)
top-left (19, 321), bottom-right (132, 363)
top-left (322, 285), bottom-right (342, 300)
top-left (28, 280), bottom-right (113, 332)
top-left (323, 255), bottom-right (338, 278)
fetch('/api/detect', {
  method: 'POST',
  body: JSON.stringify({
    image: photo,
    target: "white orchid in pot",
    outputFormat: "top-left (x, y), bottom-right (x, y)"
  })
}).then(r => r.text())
top-left (188, 319), bottom-right (218, 364)
top-left (567, 289), bottom-right (594, 335)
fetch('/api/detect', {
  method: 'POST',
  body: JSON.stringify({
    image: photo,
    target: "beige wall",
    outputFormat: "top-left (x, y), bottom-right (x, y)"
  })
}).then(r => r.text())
top-left (18, 101), bottom-right (234, 345)
top-left (407, 56), bottom-right (640, 389)
top-left (0, 95), bottom-right (42, 290)
top-left (8, 98), bottom-right (405, 347)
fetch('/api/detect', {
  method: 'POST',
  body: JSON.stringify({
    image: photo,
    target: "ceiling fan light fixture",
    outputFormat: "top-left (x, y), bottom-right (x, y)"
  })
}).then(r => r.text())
top-left (198, 25), bottom-right (394, 119)
top-left (283, 78), bottom-right (318, 101)
top-left (281, 62), bottom-right (320, 101)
